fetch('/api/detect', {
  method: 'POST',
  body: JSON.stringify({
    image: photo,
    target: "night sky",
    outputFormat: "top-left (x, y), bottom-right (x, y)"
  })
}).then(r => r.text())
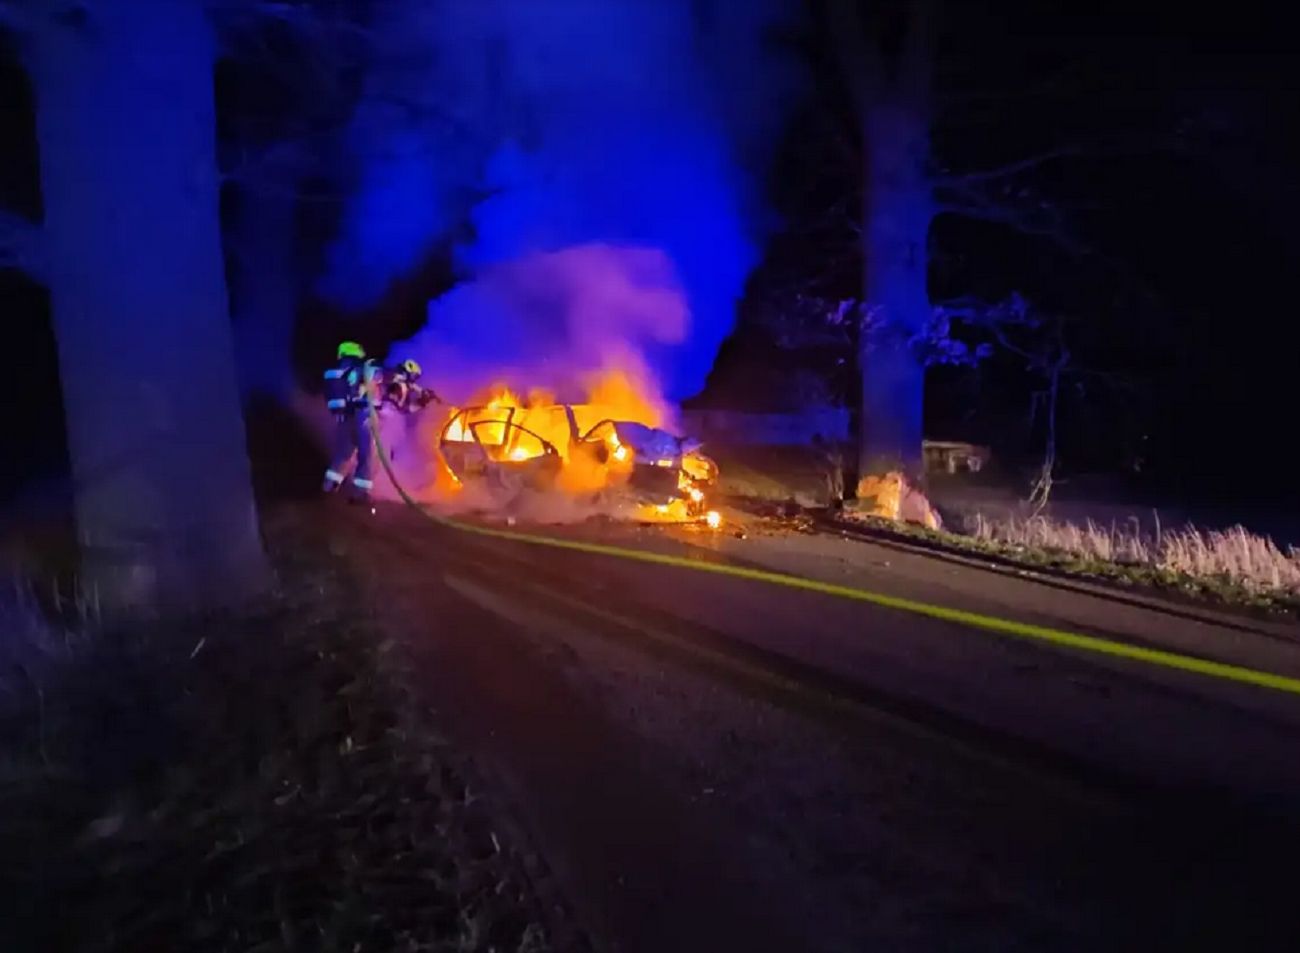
top-left (3, 2), bottom-right (1298, 510)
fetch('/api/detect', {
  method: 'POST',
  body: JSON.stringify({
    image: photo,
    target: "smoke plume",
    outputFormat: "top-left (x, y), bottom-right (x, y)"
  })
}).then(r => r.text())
top-left (393, 243), bottom-right (686, 412)
top-left (321, 0), bottom-right (798, 402)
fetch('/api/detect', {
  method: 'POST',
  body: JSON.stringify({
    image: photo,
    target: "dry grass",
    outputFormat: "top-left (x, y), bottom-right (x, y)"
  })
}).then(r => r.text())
top-left (968, 513), bottom-right (1300, 600)
top-left (0, 544), bottom-right (565, 952)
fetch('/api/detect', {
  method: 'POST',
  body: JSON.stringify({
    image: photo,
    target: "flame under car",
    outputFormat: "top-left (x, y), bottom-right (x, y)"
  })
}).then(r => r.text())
top-left (438, 403), bottom-right (718, 522)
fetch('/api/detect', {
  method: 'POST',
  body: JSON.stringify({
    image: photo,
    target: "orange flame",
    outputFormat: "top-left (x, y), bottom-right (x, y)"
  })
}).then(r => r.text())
top-left (415, 369), bottom-right (714, 522)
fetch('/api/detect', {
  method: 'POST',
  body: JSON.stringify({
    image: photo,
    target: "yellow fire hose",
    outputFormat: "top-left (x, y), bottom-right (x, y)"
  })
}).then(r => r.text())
top-left (367, 415), bottom-right (1300, 697)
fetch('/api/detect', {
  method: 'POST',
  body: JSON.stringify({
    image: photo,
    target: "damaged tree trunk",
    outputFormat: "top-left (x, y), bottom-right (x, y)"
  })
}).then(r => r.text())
top-left (26, 0), bottom-right (269, 614)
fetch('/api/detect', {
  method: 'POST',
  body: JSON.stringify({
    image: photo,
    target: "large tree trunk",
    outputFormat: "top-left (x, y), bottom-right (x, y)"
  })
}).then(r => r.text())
top-left (229, 184), bottom-right (299, 402)
top-left (28, 1), bottom-right (269, 614)
top-left (859, 100), bottom-right (932, 477)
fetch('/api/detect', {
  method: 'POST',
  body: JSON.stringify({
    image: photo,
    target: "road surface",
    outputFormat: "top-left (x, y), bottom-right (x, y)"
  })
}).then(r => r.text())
top-left (330, 503), bottom-right (1300, 953)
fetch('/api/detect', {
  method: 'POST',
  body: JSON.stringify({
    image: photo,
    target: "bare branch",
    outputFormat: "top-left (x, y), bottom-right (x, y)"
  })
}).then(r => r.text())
top-left (933, 140), bottom-right (1089, 256)
top-left (937, 134), bottom-right (1182, 189)
top-left (935, 147), bottom-right (1080, 186)
top-left (1, 210), bottom-right (46, 283)
top-left (936, 194), bottom-right (1091, 257)
top-left (933, 294), bottom-right (1043, 361)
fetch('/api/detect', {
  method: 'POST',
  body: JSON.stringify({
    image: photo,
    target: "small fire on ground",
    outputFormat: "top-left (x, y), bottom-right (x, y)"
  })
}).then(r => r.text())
top-left (418, 371), bottom-right (721, 528)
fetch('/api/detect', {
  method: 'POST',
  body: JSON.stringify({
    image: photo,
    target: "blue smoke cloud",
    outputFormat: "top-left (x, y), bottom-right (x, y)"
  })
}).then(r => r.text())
top-left (318, 133), bottom-right (453, 308)
top-left (321, 0), bottom-right (797, 401)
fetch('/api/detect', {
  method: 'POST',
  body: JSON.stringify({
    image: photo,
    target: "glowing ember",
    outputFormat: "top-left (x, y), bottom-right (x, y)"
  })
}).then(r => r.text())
top-left (706, 510), bottom-right (722, 529)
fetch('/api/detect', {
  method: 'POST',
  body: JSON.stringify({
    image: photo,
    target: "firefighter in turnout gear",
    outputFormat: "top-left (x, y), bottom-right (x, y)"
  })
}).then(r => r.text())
top-left (382, 358), bottom-right (439, 415)
top-left (322, 341), bottom-right (380, 502)
top-left (375, 358), bottom-right (440, 470)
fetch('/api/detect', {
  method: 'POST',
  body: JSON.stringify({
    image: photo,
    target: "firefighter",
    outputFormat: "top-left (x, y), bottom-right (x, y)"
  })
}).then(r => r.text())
top-left (382, 358), bottom-right (439, 415)
top-left (375, 358), bottom-right (440, 470)
top-left (322, 341), bottom-right (380, 502)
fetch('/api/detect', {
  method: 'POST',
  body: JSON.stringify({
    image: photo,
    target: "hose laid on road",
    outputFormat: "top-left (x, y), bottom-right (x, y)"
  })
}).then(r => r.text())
top-left (368, 416), bottom-right (1300, 697)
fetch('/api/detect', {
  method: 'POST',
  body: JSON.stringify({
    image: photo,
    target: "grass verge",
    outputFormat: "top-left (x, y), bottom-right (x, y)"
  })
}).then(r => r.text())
top-left (832, 508), bottom-right (1300, 618)
top-left (0, 515), bottom-right (570, 952)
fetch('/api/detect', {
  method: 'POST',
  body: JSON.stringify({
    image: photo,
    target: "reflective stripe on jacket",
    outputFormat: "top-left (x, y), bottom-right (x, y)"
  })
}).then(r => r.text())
top-left (324, 358), bottom-right (378, 413)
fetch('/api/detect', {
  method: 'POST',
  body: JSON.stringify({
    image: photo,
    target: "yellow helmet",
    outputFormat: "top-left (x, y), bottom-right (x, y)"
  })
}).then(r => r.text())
top-left (337, 341), bottom-right (365, 360)
top-left (401, 358), bottom-right (422, 378)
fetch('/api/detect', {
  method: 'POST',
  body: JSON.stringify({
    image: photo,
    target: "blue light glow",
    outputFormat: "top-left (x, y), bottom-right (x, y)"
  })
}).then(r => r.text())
top-left (319, 0), bottom-right (796, 401)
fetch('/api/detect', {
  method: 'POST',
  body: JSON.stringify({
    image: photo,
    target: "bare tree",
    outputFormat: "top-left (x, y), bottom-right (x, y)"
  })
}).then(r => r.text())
top-left (815, 0), bottom-right (1170, 482)
top-left (824, 0), bottom-right (935, 478)
top-left (937, 293), bottom-right (1144, 510)
top-left (218, 4), bottom-right (371, 401)
top-left (0, 0), bottom-right (361, 614)
top-left (1002, 314), bottom-right (1070, 512)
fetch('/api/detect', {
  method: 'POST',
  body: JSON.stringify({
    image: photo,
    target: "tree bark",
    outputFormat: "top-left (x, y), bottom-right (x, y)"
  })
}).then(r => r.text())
top-left (229, 183), bottom-right (299, 402)
top-left (859, 100), bottom-right (932, 476)
top-left (828, 0), bottom-right (936, 479)
top-left (28, 0), bottom-right (269, 614)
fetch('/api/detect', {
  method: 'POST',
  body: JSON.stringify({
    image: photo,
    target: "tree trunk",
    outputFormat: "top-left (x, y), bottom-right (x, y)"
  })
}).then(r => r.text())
top-left (859, 100), bottom-right (933, 477)
top-left (229, 184), bottom-right (299, 402)
top-left (28, 1), bottom-right (269, 614)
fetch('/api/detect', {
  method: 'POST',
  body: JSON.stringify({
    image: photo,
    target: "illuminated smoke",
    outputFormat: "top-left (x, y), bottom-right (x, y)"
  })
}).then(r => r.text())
top-left (322, 0), bottom-right (797, 401)
top-left (393, 244), bottom-right (684, 411)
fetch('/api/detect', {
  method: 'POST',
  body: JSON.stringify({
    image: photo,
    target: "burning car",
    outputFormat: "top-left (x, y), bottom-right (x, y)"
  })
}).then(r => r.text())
top-left (437, 398), bottom-right (718, 524)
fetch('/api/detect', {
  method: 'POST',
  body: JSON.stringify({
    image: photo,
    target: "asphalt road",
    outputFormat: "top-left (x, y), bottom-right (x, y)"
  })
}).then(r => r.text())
top-left (336, 503), bottom-right (1300, 953)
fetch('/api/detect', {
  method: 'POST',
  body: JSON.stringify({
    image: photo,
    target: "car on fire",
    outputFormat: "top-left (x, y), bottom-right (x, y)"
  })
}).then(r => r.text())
top-left (438, 402), bottom-right (718, 522)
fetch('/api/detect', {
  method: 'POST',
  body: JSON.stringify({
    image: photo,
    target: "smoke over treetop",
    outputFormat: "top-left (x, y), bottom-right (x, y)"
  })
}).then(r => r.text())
top-left (322, 0), bottom-right (797, 402)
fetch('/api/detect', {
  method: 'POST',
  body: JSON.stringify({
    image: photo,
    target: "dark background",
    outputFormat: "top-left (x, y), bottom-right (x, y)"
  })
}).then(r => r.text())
top-left (4, 1), bottom-right (1298, 513)
top-left (710, 0), bottom-right (1300, 506)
